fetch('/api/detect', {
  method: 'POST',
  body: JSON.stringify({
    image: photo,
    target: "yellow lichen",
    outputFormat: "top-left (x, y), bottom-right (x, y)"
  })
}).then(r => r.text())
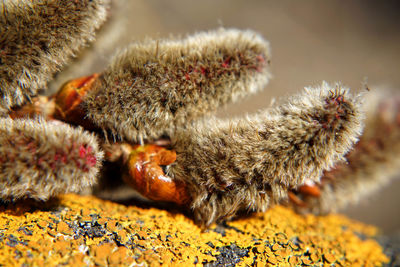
top-left (0, 194), bottom-right (389, 266)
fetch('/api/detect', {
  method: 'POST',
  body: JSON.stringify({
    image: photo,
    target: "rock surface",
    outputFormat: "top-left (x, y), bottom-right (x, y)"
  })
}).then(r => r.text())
top-left (0, 194), bottom-right (390, 266)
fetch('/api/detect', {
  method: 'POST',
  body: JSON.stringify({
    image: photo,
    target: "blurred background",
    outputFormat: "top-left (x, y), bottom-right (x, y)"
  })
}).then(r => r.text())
top-left (51, 0), bottom-right (400, 234)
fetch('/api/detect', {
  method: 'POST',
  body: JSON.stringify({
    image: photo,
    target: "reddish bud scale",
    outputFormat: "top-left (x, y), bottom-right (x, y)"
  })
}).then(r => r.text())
top-left (8, 96), bottom-right (55, 120)
top-left (123, 145), bottom-right (190, 206)
top-left (298, 184), bottom-right (321, 197)
top-left (53, 74), bottom-right (99, 130)
top-left (288, 192), bottom-right (307, 207)
top-left (289, 184), bottom-right (322, 208)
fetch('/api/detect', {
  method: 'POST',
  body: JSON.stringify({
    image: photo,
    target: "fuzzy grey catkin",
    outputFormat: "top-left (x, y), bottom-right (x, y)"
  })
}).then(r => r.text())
top-left (0, 0), bottom-right (110, 111)
top-left (84, 28), bottom-right (271, 142)
top-left (295, 89), bottom-right (400, 214)
top-left (167, 82), bottom-right (364, 226)
top-left (0, 117), bottom-right (103, 201)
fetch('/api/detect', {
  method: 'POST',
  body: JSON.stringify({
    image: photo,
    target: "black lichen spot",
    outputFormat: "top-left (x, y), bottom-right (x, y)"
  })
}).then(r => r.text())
top-left (6, 234), bottom-right (27, 247)
top-left (17, 227), bottom-right (33, 236)
top-left (72, 220), bottom-right (107, 239)
top-left (14, 249), bottom-right (23, 259)
top-left (6, 236), bottom-right (19, 248)
top-left (204, 243), bottom-right (249, 267)
top-left (206, 241), bottom-right (215, 249)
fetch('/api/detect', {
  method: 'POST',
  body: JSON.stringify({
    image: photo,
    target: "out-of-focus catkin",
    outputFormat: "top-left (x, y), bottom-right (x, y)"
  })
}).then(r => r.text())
top-left (296, 89), bottom-right (400, 214)
top-left (84, 28), bottom-right (271, 142)
top-left (0, 118), bottom-right (103, 201)
top-left (167, 82), bottom-right (364, 226)
top-left (0, 0), bottom-right (110, 111)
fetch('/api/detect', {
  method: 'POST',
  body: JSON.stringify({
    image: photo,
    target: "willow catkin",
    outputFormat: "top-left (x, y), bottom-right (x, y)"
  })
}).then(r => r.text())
top-left (167, 82), bottom-right (364, 226)
top-left (295, 89), bottom-right (400, 214)
top-left (0, 0), bottom-right (110, 111)
top-left (84, 28), bottom-right (271, 142)
top-left (0, 118), bottom-right (103, 201)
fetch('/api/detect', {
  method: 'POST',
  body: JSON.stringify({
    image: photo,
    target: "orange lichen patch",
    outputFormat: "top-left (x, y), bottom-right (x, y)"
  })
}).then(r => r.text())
top-left (0, 194), bottom-right (389, 266)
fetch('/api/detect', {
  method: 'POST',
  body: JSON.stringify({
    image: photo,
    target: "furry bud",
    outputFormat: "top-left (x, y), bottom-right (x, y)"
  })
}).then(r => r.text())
top-left (294, 89), bottom-right (400, 214)
top-left (167, 82), bottom-right (364, 226)
top-left (0, 118), bottom-right (103, 201)
top-left (84, 28), bottom-right (271, 142)
top-left (0, 0), bottom-right (110, 110)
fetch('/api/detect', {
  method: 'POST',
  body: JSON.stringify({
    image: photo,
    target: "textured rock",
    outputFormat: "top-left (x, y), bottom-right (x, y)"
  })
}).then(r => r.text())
top-left (0, 194), bottom-right (390, 266)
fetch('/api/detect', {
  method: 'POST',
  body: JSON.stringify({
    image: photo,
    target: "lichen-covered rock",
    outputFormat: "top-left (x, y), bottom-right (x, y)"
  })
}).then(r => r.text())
top-left (0, 194), bottom-right (389, 266)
